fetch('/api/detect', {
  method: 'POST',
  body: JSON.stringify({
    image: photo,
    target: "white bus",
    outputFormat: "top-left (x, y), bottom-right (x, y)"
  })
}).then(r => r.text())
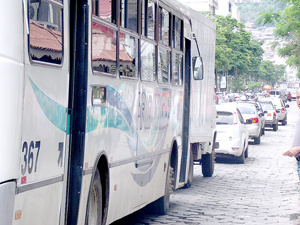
top-left (0, 0), bottom-right (216, 224)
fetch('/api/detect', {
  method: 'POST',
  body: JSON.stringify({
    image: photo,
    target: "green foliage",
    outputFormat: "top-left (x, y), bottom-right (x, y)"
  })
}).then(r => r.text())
top-left (237, 0), bottom-right (286, 27)
top-left (256, 0), bottom-right (300, 77)
top-left (248, 81), bottom-right (262, 90)
top-left (259, 60), bottom-right (286, 86)
top-left (228, 76), bottom-right (245, 92)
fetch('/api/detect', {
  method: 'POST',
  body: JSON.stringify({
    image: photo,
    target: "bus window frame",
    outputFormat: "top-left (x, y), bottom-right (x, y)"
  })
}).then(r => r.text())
top-left (27, 0), bottom-right (64, 67)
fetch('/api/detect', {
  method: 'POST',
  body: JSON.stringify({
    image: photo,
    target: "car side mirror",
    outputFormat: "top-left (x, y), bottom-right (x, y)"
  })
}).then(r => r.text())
top-left (245, 119), bottom-right (253, 124)
top-left (285, 104), bottom-right (289, 108)
top-left (276, 109), bottom-right (280, 113)
top-left (259, 113), bottom-right (264, 117)
top-left (263, 111), bottom-right (267, 114)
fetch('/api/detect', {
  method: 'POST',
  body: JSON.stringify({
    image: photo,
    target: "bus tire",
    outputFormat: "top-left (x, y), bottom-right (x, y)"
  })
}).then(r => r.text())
top-left (202, 150), bottom-right (214, 177)
top-left (184, 151), bottom-right (194, 188)
top-left (149, 165), bottom-right (173, 215)
top-left (86, 169), bottom-right (102, 225)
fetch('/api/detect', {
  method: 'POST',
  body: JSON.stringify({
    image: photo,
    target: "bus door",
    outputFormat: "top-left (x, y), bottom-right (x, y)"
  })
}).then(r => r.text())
top-left (14, 1), bottom-right (69, 224)
top-left (179, 38), bottom-right (191, 183)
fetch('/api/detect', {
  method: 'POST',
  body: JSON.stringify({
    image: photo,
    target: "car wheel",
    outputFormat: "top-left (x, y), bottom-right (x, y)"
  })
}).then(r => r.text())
top-left (273, 123), bottom-right (278, 131)
top-left (262, 127), bottom-right (265, 135)
top-left (254, 135), bottom-right (261, 144)
top-left (282, 117), bottom-right (287, 125)
top-left (236, 150), bottom-right (245, 164)
top-left (245, 146), bottom-right (248, 158)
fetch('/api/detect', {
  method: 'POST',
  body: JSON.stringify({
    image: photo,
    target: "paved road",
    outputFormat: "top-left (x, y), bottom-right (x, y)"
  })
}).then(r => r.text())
top-left (112, 100), bottom-right (300, 225)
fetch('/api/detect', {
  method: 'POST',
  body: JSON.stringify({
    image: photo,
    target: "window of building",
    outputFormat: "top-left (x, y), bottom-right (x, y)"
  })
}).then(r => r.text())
top-left (92, 23), bottom-right (117, 75)
top-left (119, 33), bottom-right (138, 78)
top-left (29, 0), bottom-right (63, 64)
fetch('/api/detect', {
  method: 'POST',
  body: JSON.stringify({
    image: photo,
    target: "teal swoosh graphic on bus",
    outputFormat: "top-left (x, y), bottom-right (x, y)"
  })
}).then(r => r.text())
top-left (86, 106), bottom-right (131, 137)
top-left (29, 77), bottom-right (67, 133)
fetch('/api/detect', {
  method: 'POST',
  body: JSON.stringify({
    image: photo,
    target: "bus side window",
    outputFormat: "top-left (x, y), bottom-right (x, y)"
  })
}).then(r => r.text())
top-left (141, 40), bottom-right (156, 81)
top-left (172, 52), bottom-right (183, 85)
top-left (173, 16), bottom-right (182, 51)
top-left (142, 0), bottom-right (156, 39)
top-left (158, 47), bottom-right (170, 83)
top-left (159, 7), bottom-right (170, 46)
top-left (28, 0), bottom-right (63, 65)
top-left (92, 23), bottom-right (117, 75)
top-left (92, 0), bottom-right (117, 24)
top-left (119, 33), bottom-right (138, 78)
top-left (120, 0), bottom-right (138, 33)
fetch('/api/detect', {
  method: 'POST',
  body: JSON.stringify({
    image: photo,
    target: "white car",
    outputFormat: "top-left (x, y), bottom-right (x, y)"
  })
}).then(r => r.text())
top-left (216, 104), bottom-right (252, 164)
top-left (258, 99), bottom-right (279, 131)
top-left (237, 103), bottom-right (263, 144)
top-left (270, 97), bottom-right (289, 125)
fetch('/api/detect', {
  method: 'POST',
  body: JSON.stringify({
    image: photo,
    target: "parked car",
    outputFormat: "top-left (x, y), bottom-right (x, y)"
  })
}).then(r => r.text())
top-left (258, 99), bottom-right (279, 131)
top-left (270, 89), bottom-right (287, 103)
top-left (237, 101), bottom-right (266, 135)
top-left (257, 92), bottom-right (266, 100)
top-left (236, 103), bottom-right (263, 144)
top-left (270, 97), bottom-right (289, 125)
top-left (216, 104), bottom-right (252, 164)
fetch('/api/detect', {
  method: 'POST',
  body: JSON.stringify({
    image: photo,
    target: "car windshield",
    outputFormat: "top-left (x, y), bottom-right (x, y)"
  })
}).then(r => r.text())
top-left (216, 111), bottom-right (233, 125)
top-left (260, 102), bottom-right (274, 111)
top-left (237, 105), bottom-right (255, 114)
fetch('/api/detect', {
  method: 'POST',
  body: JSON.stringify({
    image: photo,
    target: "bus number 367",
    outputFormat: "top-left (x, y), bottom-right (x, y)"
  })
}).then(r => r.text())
top-left (21, 141), bottom-right (41, 175)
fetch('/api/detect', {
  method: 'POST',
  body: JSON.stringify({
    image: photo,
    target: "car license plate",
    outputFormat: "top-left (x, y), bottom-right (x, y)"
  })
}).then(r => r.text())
top-left (267, 113), bottom-right (271, 116)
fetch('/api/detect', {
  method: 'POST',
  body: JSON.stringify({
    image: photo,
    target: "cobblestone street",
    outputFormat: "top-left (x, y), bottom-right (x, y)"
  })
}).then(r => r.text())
top-left (113, 101), bottom-right (300, 225)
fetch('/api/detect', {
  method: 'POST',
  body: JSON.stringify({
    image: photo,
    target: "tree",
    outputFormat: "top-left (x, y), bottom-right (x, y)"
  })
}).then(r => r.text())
top-left (212, 15), bottom-right (264, 92)
top-left (256, 0), bottom-right (300, 77)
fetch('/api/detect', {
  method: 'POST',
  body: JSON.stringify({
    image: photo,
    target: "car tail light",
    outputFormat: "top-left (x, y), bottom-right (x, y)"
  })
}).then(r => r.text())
top-left (233, 112), bottom-right (238, 125)
top-left (281, 107), bottom-right (285, 113)
top-left (250, 118), bottom-right (259, 123)
top-left (273, 112), bottom-right (276, 119)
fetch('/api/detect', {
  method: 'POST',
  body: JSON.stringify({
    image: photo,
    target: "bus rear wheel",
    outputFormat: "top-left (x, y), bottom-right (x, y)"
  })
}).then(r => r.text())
top-left (202, 150), bottom-right (215, 177)
top-left (87, 169), bottom-right (102, 225)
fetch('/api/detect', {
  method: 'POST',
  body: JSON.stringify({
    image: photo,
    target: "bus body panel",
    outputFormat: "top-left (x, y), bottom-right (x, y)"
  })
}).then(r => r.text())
top-left (189, 9), bottom-right (217, 155)
top-left (12, 1), bottom-right (70, 224)
top-left (0, 1), bottom-right (24, 184)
